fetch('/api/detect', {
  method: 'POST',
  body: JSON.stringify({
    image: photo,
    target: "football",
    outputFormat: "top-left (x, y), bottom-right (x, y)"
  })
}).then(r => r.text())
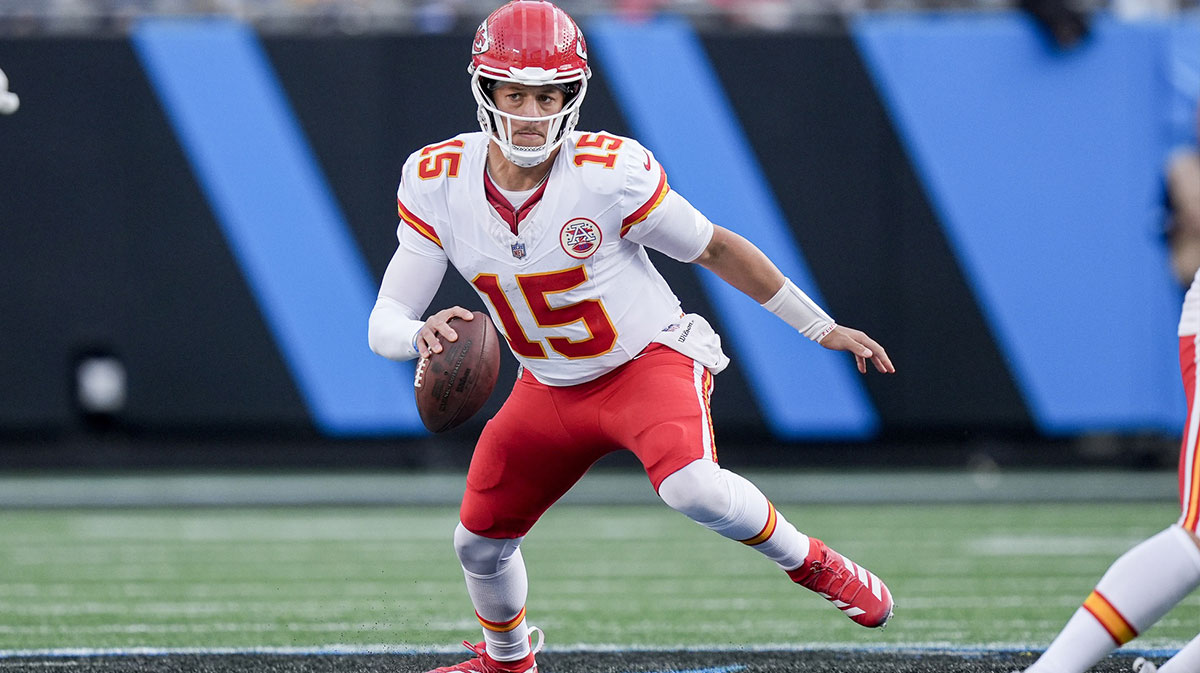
top-left (413, 311), bottom-right (501, 433)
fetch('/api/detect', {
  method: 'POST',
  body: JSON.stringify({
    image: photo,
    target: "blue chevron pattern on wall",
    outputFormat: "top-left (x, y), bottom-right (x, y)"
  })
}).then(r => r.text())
top-left (853, 13), bottom-right (1192, 433)
top-left (132, 18), bottom-right (421, 435)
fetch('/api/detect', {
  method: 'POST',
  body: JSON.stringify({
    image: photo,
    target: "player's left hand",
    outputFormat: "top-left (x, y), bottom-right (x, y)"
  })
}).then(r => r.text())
top-left (819, 326), bottom-right (895, 374)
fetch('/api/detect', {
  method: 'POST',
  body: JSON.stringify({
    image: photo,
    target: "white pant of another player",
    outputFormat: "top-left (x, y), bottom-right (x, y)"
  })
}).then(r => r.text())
top-left (1021, 326), bottom-right (1200, 672)
top-left (1133, 632), bottom-right (1200, 673)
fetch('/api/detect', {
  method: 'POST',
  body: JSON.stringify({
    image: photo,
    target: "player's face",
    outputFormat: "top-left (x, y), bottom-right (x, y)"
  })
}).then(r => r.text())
top-left (491, 83), bottom-right (566, 147)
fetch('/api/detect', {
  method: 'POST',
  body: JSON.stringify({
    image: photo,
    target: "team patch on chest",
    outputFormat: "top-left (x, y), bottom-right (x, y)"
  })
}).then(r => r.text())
top-left (560, 218), bottom-right (602, 259)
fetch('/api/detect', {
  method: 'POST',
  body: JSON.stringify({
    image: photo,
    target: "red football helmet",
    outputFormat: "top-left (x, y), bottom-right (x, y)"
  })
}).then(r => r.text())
top-left (468, 1), bottom-right (591, 167)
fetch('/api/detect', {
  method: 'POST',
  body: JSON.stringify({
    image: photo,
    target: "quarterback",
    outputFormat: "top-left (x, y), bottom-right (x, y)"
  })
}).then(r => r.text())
top-left (368, 2), bottom-right (897, 672)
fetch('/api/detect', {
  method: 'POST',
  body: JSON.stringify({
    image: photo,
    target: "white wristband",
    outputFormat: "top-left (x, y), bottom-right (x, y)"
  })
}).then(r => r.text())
top-left (761, 278), bottom-right (836, 342)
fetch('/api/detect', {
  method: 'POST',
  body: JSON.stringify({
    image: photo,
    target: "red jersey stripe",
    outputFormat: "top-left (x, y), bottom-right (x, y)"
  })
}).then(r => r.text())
top-left (398, 198), bottom-right (442, 248)
top-left (620, 167), bottom-right (669, 236)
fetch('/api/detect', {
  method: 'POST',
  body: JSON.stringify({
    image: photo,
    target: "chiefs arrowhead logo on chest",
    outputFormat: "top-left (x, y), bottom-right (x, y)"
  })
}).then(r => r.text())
top-left (559, 218), bottom-right (602, 260)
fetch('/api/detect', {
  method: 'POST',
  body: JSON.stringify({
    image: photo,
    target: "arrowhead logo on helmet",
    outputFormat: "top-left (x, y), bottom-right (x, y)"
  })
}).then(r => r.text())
top-left (467, 0), bottom-right (591, 168)
top-left (471, 21), bottom-right (490, 55)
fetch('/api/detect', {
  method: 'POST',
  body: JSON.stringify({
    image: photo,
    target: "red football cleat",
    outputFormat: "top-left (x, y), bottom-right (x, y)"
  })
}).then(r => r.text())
top-left (425, 628), bottom-right (543, 673)
top-left (787, 537), bottom-right (894, 628)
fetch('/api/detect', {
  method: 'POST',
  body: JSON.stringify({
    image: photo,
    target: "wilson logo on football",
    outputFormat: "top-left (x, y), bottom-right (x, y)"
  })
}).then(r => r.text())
top-left (560, 218), bottom-right (601, 259)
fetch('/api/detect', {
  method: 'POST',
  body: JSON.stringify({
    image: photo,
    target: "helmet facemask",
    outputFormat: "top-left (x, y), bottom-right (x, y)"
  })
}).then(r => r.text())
top-left (472, 71), bottom-right (588, 168)
top-left (467, 1), bottom-right (591, 168)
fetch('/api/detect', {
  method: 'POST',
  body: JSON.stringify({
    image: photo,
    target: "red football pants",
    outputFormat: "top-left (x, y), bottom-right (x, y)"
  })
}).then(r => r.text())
top-left (460, 343), bottom-right (716, 539)
top-left (1178, 334), bottom-right (1200, 533)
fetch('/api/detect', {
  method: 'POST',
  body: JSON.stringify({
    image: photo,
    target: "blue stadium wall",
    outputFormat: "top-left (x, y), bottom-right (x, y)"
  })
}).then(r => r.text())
top-left (0, 13), bottom-right (1197, 451)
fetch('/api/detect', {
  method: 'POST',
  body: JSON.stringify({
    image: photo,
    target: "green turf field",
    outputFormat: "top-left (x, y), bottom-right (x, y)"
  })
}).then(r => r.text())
top-left (0, 499), bottom-right (1195, 654)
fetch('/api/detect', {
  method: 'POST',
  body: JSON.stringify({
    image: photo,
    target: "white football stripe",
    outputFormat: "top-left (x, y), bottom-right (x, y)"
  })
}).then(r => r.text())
top-left (870, 573), bottom-right (883, 600)
top-left (843, 607), bottom-right (866, 617)
top-left (856, 565), bottom-right (869, 586)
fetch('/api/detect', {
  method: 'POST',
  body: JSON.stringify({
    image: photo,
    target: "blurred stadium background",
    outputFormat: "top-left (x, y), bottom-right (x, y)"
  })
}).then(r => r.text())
top-left (0, 0), bottom-right (1199, 666)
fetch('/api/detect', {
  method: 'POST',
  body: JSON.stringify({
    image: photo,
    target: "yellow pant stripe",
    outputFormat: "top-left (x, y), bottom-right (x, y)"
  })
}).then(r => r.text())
top-left (477, 606), bottom-right (525, 633)
top-left (740, 502), bottom-right (777, 546)
top-left (703, 369), bottom-right (717, 463)
top-left (1184, 438), bottom-right (1200, 530)
top-left (1083, 591), bottom-right (1137, 645)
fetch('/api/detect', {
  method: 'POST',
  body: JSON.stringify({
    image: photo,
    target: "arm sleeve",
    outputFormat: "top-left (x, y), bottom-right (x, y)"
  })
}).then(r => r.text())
top-left (368, 173), bottom-right (449, 362)
top-left (367, 237), bottom-right (448, 361)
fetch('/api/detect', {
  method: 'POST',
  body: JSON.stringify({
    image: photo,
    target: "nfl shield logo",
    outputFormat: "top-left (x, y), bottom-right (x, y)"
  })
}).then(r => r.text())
top-left (511, 242), bottom-right (526, 259)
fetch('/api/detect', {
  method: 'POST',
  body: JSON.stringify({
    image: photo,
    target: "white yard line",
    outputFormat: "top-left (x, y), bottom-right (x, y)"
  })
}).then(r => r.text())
top-left (0, 643), bottom-right (1187, 657)
top-left (0, 470), bottom-right (1177, 508)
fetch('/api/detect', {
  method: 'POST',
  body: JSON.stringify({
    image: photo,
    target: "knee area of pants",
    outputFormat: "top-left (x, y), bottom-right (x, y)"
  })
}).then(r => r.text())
top-left (453, 524), bottom-right (515, 575)
top-left (658, 463), bottom-right (732, 524)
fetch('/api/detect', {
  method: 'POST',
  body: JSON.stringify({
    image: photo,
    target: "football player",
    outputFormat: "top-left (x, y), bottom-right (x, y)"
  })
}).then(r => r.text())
top-left (1131, 634), bottom-right (1200, 673)
top-left (368, 2), bottom-right (897, 672)
top-left (1021, 266), bottom-right (1200, 673)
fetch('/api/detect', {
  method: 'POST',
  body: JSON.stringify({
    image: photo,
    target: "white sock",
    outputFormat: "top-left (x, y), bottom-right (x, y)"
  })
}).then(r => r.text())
top-left (658, 459), bottom-right (810, 570)
top-left (1160, 632), bottom-right (1200, 673)
top-left (1028, 525), bottom-right (1200, 673)
top-left (454, 524), bottom-right (530, 662)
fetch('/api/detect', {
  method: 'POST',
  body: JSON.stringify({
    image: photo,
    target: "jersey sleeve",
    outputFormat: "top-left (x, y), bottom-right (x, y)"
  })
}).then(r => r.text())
top-left (368, 158), bottom-right (451, 361)
top-left (368, 240), bottom-right (448, 361)
top-left (619, 142), bottom-right (715, 262)
top-left (395, 155), bottom-right (447, 259)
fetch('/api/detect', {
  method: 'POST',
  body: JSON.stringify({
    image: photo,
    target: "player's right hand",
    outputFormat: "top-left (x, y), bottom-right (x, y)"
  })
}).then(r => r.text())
top-left (415, 306), bottom-right (475, 359)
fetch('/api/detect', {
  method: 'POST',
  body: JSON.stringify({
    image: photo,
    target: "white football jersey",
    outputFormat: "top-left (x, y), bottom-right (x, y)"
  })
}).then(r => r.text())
top-left (394, 130), bottom-right (725, 386)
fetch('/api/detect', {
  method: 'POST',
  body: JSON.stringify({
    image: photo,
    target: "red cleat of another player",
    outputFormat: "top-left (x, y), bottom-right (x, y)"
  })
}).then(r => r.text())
top-left (425, 631), bottom-right (542, 673)
top-left (787, 537), bottom-right (894, 628)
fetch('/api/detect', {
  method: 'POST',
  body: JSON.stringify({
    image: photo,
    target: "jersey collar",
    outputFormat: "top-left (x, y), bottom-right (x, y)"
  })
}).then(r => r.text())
top-left (483, 167), bottom-right (550, 235)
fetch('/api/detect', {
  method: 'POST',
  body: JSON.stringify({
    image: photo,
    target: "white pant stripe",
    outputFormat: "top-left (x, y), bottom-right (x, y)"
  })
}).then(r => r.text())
top-left (691, 361), bottom-right (714, 463)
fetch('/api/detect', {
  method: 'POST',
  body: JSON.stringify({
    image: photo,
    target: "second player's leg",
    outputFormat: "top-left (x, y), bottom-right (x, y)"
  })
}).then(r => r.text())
top-left (1022, 335), bottom-right (1200, 673)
